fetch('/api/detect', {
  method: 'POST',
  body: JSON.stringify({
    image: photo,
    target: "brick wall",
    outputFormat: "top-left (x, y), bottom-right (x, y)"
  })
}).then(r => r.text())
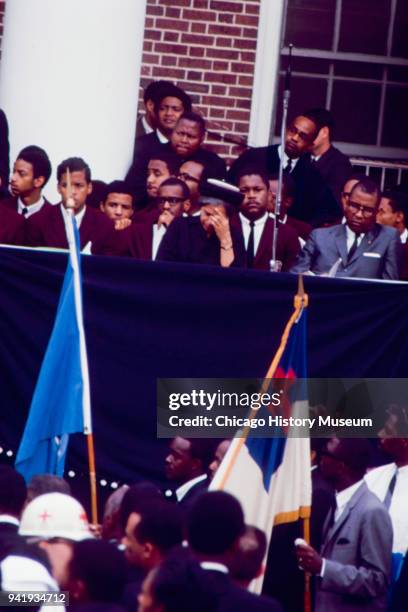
top-left (141, 0), bottom-right (260, 163)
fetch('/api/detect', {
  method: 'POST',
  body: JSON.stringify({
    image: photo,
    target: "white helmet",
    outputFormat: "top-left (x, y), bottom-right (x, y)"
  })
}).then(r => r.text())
top-left (19, 492), bottom-right (92, 541)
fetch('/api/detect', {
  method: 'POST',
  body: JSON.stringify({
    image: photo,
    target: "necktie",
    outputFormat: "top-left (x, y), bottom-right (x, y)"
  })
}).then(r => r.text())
top-left (22, 207), bottom-right (28, 216)
top-left (247, 221), bottom-right (255, 268)
top-left (284, 158), bottom-right (293, 173)
top-left (347, 233), bottom-right (359, 262)
top-left (384, 469), bottom-right (398, 510)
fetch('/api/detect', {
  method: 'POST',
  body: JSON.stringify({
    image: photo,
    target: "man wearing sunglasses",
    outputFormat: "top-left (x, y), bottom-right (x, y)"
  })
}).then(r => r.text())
top-left (291, 178), bottom-right (401, 279)
top-left (120, 178), bottom-right (190, 261)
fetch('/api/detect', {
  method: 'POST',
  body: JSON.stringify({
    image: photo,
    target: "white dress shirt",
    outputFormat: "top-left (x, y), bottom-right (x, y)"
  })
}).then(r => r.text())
top-left (345, 224), bottom-right (364, 252)
top-left (152, 224), bottom-right (167, 260)
top-left (277, 144), bottom-right (300, 172)
top-left (239, 212), bottom-right (268, 255)
top-left (18, 196), bottom-right (45, 218)
top-left (175, 474), bottom-right (207, 502)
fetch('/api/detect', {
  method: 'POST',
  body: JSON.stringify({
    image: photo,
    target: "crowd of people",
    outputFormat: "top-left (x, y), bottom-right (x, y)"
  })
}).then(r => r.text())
top-left (0, 79), bottom-right (407, 280)
top-left (0, 425), bottom-right (407, 611)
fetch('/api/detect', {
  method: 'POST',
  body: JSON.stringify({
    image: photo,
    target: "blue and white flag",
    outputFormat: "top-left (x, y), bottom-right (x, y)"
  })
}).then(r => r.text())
top-left (16, 214), bottom-right (91, 482)
top-left (211, 305), bottom-right (311, 542)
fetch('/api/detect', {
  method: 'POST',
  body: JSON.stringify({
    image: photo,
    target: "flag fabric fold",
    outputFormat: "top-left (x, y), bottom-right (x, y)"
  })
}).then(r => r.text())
top-left (16, 214), bottom-right (91, 482)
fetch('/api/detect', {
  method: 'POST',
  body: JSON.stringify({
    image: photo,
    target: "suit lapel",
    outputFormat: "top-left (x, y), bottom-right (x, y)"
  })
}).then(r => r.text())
top-left (321, 483), bottom-right (366, 554)
top-left (254, 217), bottom-right (273, 267)
top-left (334, 224), bottom-right (348, 266)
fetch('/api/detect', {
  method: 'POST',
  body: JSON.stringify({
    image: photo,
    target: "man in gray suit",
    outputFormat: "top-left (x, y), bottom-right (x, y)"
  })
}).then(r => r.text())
top-left (296, 438), bottom-right (392, 611)
top-left (291, 178), bottom-right (401, 279)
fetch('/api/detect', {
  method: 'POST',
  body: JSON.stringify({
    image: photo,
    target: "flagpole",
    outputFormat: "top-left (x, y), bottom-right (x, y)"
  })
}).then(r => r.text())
top-left (217, 275), bottom-right (308, 490)
top-left (66, 168), bottom-right (98, 526)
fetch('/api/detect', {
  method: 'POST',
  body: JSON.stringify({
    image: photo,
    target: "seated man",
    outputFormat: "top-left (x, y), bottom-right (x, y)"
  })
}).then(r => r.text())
top-left (233, 168), bottom-right (300, 271)
top-left (178, 159), bottom-right (205, 216)
top-left (133, 151), bottom-right (180, 222)
top-left (26, 157), bottom-right (120, 255)
top-left (126, 112), bottom-right (226, 205)
top-left (157, 180), bottom-right (245, 268)
top-left (376, 188), bottom-right (408, 280)
top-left (228, 111), bottom-right (341, 227)
top-left (122, 177), bottom-right (191, 260)
top-left (99, 180), bottom-right (134, 229)
top-left (3, 145), bottom-right (52, 217)
top-left (267, 172), bottom-right (312, 242)
top-left (291, 178), bottom-right (401, 280)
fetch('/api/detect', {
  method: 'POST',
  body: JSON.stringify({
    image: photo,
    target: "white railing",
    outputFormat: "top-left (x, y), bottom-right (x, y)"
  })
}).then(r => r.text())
top-left (350, 157), bottom-right (408, 191)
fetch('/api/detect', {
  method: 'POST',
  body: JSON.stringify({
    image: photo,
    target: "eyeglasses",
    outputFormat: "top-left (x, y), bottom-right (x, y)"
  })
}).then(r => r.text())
top-left (178, 172), bottom-right (200, 183)
top-left (347, 201), bottom-right (376, 217)
top-left (157, 196), bottom-right (185, 206)
top-left (287, 124), bottom-right (315, 143)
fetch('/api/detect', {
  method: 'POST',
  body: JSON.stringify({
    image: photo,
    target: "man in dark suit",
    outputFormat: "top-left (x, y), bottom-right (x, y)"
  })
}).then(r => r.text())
top-left (187, 491), bottom-right (282, 611)
top-left (0, 466), bottom-right (27, 562)
top-left (26, 157), bottom-right (120, 255)
top-left (134, 79), bottom-right (174, 140)
top-left (228, 112), bottom-right (342, 227)
top-left (291, 178), bottom-right (401, 279)
top-left (306, 108), bottom-right (353, 206)
top-left (126, 112), bottom-right (226, 206)
top-left (2, 146), bottom-right (52, 217)
top-left (122, 178), bottom-right (191, 260)
top-left (233, 168), bottom-right (300, 271)
top-left (268, 171), bottom-right (312, 242)
top-left (157, 179), bottom-right (245, 268)
top-left (376, 188), bottom-right (408, 280)
top-left (164, 438), bottom-right (218, 508)
top-left (0, 108), bottom-right (10, 199)
top-left (296, 438), bottom-right (392, 612)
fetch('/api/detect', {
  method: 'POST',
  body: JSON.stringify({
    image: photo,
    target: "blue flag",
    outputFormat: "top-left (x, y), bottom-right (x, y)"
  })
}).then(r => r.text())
top-left (16, 216), bottom-right (90, 482)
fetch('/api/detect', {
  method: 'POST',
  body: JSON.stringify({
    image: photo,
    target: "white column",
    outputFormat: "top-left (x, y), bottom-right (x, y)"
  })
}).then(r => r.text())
top-left (248, 0), bottom-right (285, 147)
top-left (0, 0), bottom-right (146, 202)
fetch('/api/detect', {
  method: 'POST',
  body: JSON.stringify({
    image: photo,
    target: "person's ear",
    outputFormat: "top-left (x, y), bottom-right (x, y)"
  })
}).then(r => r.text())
top-left (146, 99), bottom-right (155, 116)
top-left (183, 199), bottom-right (191, 213)
top-left (33, 175), bottom-right (45, 189)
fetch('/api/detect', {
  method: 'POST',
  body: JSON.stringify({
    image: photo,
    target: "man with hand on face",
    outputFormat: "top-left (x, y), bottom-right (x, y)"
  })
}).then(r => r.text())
top-left (120, 177), bottom-right (190, 260)
top-left (228, 112), bottom-right (341, 227)
top-left (26, 157), bottom-right (120, 255)
top-left (157, 180), bottom-right (245, 268)
top-left (99, 180), bottom-right (134, 230)
top-left (178, 159), bottom-right (205, 216)
top-left (295, 438), bottom-right (392, 612)
top-left (233, 168), bottom-right (300, 271)
top-left (291, 178), bottom-right (401, 279)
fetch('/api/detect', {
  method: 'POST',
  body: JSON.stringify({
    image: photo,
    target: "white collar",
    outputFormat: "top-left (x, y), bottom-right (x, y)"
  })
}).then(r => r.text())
top-left (345, 224), bottom-right (364, 244)
top-left (60, 202), bottom-right (86, 228)
top-left (18, 196), bottom-right (45, 218)
top-left (175, 474), bottom-right (207, 502)
top-left (141, 115), bottom-right (154, 134)
top-left (277, 144), bottom-right (299, 171)
top-left (200, 561), bottom-right (228, 574)
top-left (239, 211), bottom-right (268, 227)
top-left (268, 212), bottom-right (287, 223)
top-left (400, 228), bottom-right (408, 244)
top-left (0, 514), bottom-right (19, 526)
top-left (156, 129), bottom-right (169, 144)
top-left (335, 479), bottom-right (363, 512)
